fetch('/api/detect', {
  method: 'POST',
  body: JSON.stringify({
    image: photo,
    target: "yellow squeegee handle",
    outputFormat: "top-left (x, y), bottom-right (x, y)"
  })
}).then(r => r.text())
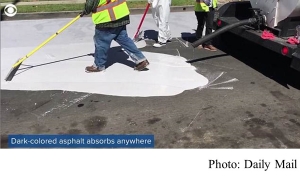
top-left (12, 14), bottom-right (81, 68)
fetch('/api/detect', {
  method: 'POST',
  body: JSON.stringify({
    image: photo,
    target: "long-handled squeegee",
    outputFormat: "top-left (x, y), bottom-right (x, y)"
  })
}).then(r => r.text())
top-left (4, 14), bottom-right (82, 81)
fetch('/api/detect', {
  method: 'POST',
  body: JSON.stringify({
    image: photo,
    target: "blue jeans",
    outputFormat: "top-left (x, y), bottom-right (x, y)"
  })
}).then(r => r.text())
top-left (93, 25), bottom-right (147, 70)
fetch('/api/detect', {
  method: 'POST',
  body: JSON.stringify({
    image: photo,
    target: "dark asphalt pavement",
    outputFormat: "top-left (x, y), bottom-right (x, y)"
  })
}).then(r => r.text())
top-left (1, 32), bottom-right (300, 148)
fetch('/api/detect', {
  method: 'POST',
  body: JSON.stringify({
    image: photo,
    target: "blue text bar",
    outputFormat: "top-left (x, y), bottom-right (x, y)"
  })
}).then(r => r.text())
top-left (8, 134), bottom-right (154, 148)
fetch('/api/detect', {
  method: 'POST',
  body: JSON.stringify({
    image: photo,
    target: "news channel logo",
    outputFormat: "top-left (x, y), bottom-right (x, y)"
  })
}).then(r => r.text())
top-left (4, 4), bottom-right (17, 17)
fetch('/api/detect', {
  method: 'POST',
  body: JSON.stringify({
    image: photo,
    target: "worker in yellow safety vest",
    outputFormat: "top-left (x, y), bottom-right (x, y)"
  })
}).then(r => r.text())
top-left (81, 0), bottom-right (149, 72)
top-left (194, 0), bottom-right (218, 51)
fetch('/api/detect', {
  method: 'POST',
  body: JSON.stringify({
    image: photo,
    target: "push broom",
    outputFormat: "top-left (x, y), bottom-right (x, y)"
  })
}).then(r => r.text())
top-left (133, 3), bottom-right (150, 42)
top-left (4, 14), bottom-right (83, 81)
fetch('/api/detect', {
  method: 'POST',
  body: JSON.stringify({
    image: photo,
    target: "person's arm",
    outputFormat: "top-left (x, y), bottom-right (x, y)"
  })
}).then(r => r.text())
top-left (82, 0), bottom-right (99, 15)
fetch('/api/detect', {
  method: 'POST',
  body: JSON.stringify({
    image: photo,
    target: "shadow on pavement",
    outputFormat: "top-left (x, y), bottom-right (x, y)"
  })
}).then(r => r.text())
top-left (15, 53), bottom-right (93, 77)
top-left (181, 32), bottom-right (197, 43)
top-left (105, 46), bottom-right (136, 68)
top-left (144, 29), bottom-right (158, 41)
top-left (214, 32), bottom-right (300, 90)
top-left (14, 46), bottom-right (138, 77)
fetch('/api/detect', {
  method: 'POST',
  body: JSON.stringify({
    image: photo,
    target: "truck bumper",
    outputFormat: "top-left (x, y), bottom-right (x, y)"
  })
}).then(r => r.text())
top-left (291, 47), bottom-right (300, 71)
top-left (214, 1), bottom-right (300, 72)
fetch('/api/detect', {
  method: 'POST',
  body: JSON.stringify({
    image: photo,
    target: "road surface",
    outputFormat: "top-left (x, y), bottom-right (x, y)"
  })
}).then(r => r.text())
top-left (1, 12), bottom-right (300, 148)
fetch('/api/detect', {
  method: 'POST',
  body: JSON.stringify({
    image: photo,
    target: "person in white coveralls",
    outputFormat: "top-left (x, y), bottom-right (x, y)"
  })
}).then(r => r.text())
top-left (148, 0), bottom-right (172, 48)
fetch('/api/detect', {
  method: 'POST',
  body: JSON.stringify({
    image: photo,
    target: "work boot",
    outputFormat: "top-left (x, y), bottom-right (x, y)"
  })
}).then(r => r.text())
top-left (204, 45), bottom-right (217, 51)
top-left (85, 65), bottom-right (102, 73)
top-left (134, 60), bottom-right (149, 71)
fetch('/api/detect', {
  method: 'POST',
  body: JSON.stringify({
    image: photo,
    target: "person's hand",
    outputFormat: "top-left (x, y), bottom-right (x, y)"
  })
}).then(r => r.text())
top-left (79, 11), bottom-right (84, 17)
top-left (148, 0), bottom-right (153, 4)
top-left (80, 10), bottom-right (88, 17)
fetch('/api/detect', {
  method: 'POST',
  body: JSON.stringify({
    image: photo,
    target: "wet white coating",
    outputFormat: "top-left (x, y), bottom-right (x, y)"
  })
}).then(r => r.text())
top-left (1, 12), bottom-right (208, 97)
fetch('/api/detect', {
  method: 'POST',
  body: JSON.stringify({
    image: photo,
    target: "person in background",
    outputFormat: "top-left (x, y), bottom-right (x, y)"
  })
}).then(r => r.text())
top-left (194, 0), bottom-right (218, 51)
top-left (81, 0), bottom-right (149, 73)
top-left (148, 0), bottom-right (172, 48)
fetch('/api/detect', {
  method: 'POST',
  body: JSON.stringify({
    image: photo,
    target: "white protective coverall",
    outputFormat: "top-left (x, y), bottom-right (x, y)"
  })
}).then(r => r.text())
top-left (148, 0), bottom-right (172, 44)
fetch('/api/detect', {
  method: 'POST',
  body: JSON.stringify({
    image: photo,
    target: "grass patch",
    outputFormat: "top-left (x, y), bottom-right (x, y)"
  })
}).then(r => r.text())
top-left (13, 0), bottom-right (195, 13)
top-left (169, 0), bottom-right (195, 6)
top-left (16, 4), bottom-right (85, 13)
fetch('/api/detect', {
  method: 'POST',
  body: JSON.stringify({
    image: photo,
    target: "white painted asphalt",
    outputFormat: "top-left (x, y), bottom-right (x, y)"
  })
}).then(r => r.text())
top-left (1, 12), bottom-right (209, 97)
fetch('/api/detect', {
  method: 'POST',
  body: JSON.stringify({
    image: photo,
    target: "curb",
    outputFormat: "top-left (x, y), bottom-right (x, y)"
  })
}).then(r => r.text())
top-left (1, 6), bottom-right (196, 21)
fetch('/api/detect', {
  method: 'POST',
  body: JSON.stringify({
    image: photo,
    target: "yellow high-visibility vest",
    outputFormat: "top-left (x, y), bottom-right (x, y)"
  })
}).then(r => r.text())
top-left (195, 0), bottom-right (218, 12)
top-left (92, 0), bottom-right (130, 24)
